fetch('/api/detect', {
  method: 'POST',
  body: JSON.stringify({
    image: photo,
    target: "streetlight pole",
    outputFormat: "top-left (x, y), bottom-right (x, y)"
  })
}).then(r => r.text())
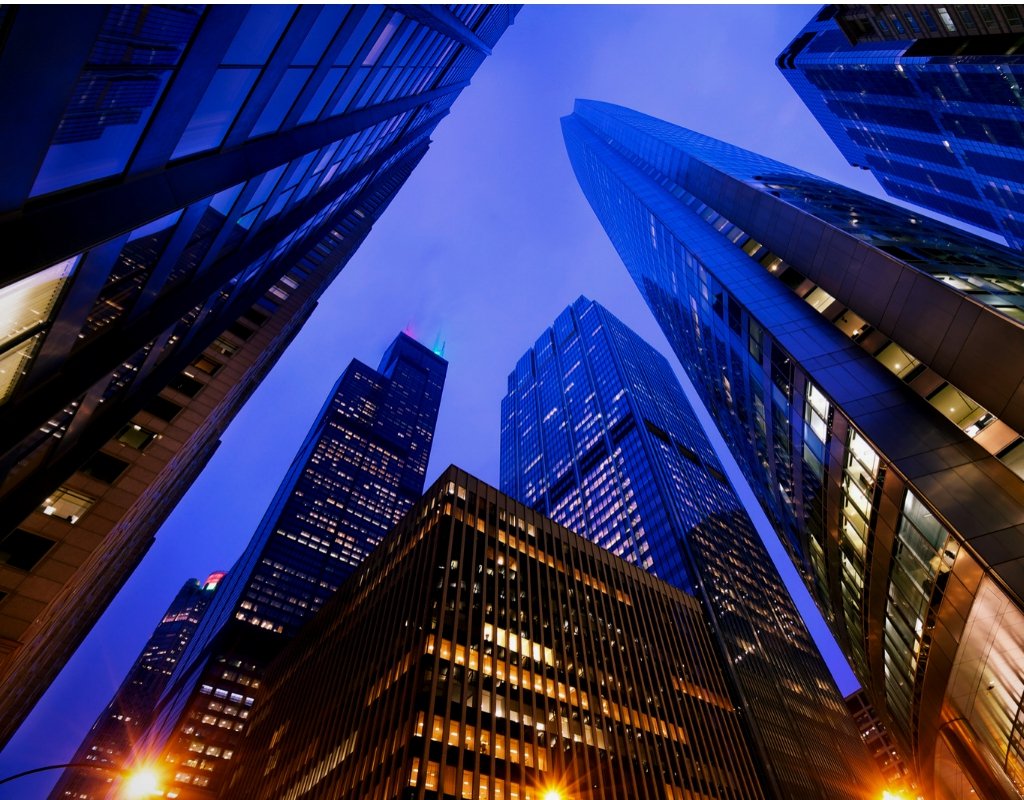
top-left (0, 761), bottom-right (162, 797)
top-left (0, 761), bottom-right (114, 785)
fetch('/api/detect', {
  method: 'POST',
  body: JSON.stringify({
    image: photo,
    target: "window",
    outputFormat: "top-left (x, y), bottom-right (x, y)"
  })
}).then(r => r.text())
top-left (192, 356), bottom-right (223, 377)
top-left (168, 373), bottom-right (205, 398)
top-left (936, 7), bottom-right (957, 31)
top-left (212, 337), bottom-right (239, 358)
top-left (41, 488), bottom-right (95, 524)
top-left (144, 395), bottom-right (183, 422)
top-left (172, 69), bottom-right (260, 159)
top-left (79, 451), bottom-right (130, 484)
top-left (0, 529), bottom-right (55, 571)
top-left (227, 321), bottom-right (255, 342)
top-left (117, 423), bottom-right (158, 450)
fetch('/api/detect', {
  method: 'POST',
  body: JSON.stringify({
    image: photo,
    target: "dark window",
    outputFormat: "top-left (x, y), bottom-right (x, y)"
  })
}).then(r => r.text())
top-left (0, 529), bottom-right (55, 571)
top-left (144, 395), bottom-right (183, 422)
top-left (241, 307), bottom-right (269, 328)
top-left (80, 451), bottom-right (130, 484)
top-left (227, 321), bottom-right (255, 341)
top-left (168, 373), bottom-right (205, 398)
top-left (193, 355), bottom-right (223, 376)
top-left (117, 423), bottom-right (158, 450)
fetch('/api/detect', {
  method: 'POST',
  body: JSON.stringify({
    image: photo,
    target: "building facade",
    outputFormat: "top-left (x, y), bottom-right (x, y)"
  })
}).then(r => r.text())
top-left (500, 297), bottom-right (878, 799)
top-left (562, 99), bottom-right (1024, 799)
top-left (48, 573), bottom-right (223, 800)
top-left (0, 4), bottom-right (518, 746)
top-left (778, 4), bottom-right (1024, 248)
top-left (222, 466), bottom-right (769, 800)
top-left (845, 689), bottom-right (920, 799)
top-left (134, 332), bottom-right (446, 797)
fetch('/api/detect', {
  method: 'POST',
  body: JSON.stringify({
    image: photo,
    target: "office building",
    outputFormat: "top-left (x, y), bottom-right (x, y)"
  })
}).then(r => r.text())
top-left (221, 466), bottom-right (768, 800)
top-left (0, 4), bottom-right (518, 746)
top-left (134, 332), bottom-right (446, 797)
top-left (501, 297), bottom-right (878, 799)
top-left (778, 4), bottom-right (1024, 248)
top-left (563, 99), bottom-right (1024, 799)
top-left (845, 689), bottom-right (920, 799)
top-left (48, 572), bottom-right (223, 800)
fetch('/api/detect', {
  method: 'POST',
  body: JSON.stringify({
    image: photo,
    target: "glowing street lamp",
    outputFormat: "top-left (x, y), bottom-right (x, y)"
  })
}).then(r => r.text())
top-left (122, 766), bottom-right (162, 798)
top-left (542, 788), bottom-right (565, 800)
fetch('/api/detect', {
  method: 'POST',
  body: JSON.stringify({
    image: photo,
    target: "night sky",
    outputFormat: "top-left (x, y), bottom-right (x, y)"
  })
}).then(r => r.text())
top-left (0, 6), bottom-right (984, 795)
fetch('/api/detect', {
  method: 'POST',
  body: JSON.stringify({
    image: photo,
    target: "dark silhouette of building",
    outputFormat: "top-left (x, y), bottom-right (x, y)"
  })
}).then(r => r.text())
top-left (221, 466), bottom-right (770, 800)
top-left (0, 4), bottom-right (519, 747)
top-left (563, 99), bottom-right (1024, 799)
top-left (47, 573), bottom-right (223, 800)
top-left (778, 4), bottom-right (1024, 248)
top-left (500, 297), bottom-right (879, 799)
top-left (130, 332), bottom-right (446, 798)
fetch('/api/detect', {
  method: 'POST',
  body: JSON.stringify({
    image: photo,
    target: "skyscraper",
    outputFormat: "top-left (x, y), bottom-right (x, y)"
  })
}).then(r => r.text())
top-left (0, 4), bottom-right (518, 746)
top-left (777, 4), bottom-right (1024, 248)
top-left (222, 466), bottom-right (769, 800)
top-left (48, 572), bottom-right (224, 800)
top-left (563, 99), bottom-right (1024, 799)
top-left (500, 297), bottom-right (878, 800)
top-left (136, 331), bottom-right (446, 797)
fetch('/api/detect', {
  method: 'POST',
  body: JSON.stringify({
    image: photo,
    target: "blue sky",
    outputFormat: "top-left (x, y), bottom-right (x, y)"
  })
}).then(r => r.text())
top-left (2, 5), bottom-right (947, 794)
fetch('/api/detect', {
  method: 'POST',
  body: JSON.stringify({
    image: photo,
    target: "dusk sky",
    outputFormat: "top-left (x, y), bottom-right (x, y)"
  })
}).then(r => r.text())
top-left (1, 5), bottom-right (984, 794)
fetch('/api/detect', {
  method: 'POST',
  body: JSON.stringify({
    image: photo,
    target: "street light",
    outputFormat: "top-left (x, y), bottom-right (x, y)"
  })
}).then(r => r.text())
top-left (0, 762), bottom-right (163, 797)
top-left (542, 788), bottom-right (565, 800)
top-left (123, 766), bottom-right (162, 798)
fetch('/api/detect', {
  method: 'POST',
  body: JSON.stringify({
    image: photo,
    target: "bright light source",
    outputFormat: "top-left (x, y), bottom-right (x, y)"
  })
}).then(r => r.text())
top-left (882, 791), bottom-right (907, 800)
top-left (123, 767), bottom-right (161, 798)
top-left (542, 790), bottom-right (564, 800)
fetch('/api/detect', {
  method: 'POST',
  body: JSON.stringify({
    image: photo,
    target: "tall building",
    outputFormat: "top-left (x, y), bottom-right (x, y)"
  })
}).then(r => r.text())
top-left (48, 572), bottom-right (224, 800)
top-left (221, 466), bottom-right (769, 800)
top-left (562, 99), bottom-right (1024, 799)
top-left (134, 332), bottom-right (446, 798)
top-left (0, 4), bottom-right (518, 746)
top-left (500, 297), bottom-right (878, 800)
top-left (777, 4), bottom-right (1024, 249)
top-left (845, 689), bottom-right (920, 798)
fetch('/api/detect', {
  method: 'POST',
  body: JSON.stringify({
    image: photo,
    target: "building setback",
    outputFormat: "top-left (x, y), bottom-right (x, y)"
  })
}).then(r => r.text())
top-left (221, 466), bottom-right (768, 800)
top-left (500, 297), bottom-right (879, 799)
top-left (777, 4), bottom-right (1024, 249)
top-left (0, 4), bottom-right (518, 747)
top-left (562, 99), bottom-right (1024, 799)
top-left (134, 332), bottom-right (446, 798)
top-left (48, 573), bottom-right (223, 800)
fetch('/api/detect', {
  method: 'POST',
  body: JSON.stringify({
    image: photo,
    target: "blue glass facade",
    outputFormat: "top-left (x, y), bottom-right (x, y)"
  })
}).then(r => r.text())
top-left (778, 4), bottom-right (1024, 249)
top-left (500, 298), bottom-right (878, 800)
top-left (563, 100), bottom-right (1024, 799)
top-left (136, 332), bottom-right (445, 797)
top-left (0, 4), bottom-right (516, 748)
top-left (48, 573), bottom-right (223, 800)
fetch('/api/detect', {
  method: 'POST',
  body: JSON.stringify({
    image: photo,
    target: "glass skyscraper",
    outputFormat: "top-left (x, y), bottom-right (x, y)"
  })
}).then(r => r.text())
top-left (48, 572), bottom-right (224, 800)
top-left (132, 332), bottom-right (446, 797)
top-left (778, 4), bottom-right (1024, 248)
top-left (0, 4), bottom-right (517, 747)
top-left (500, 298), bottom-right (878, 800)
top-left (563, 99), bottom-right (1024, 800)
top-left (223, 466), bottom-right (770, 800)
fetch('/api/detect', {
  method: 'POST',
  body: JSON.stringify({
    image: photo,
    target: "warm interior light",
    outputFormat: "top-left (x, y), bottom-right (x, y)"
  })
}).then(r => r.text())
top-left (123, 767), bottom-right (161, 798)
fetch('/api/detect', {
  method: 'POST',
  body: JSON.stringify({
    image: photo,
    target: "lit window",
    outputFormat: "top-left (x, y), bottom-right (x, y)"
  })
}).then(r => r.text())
top-left (40, 487), bottom-right (94, 524)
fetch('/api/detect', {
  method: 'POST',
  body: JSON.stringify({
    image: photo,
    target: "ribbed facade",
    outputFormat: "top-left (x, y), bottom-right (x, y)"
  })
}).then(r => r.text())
top-left (563, 99), bottom-right (1024, 799)
top-left (0, 4), bottom-right (518, 747)
top-left (48, 573), bottom-right (223, 800)
top-left (778, 4), bottom-right (1024, 249)
top-left (133, 333), bottom-right (446, 798)
top-left (500, 297), bottom-right (878, 799)
top-left (222, 467), bottom-right (767, 800)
